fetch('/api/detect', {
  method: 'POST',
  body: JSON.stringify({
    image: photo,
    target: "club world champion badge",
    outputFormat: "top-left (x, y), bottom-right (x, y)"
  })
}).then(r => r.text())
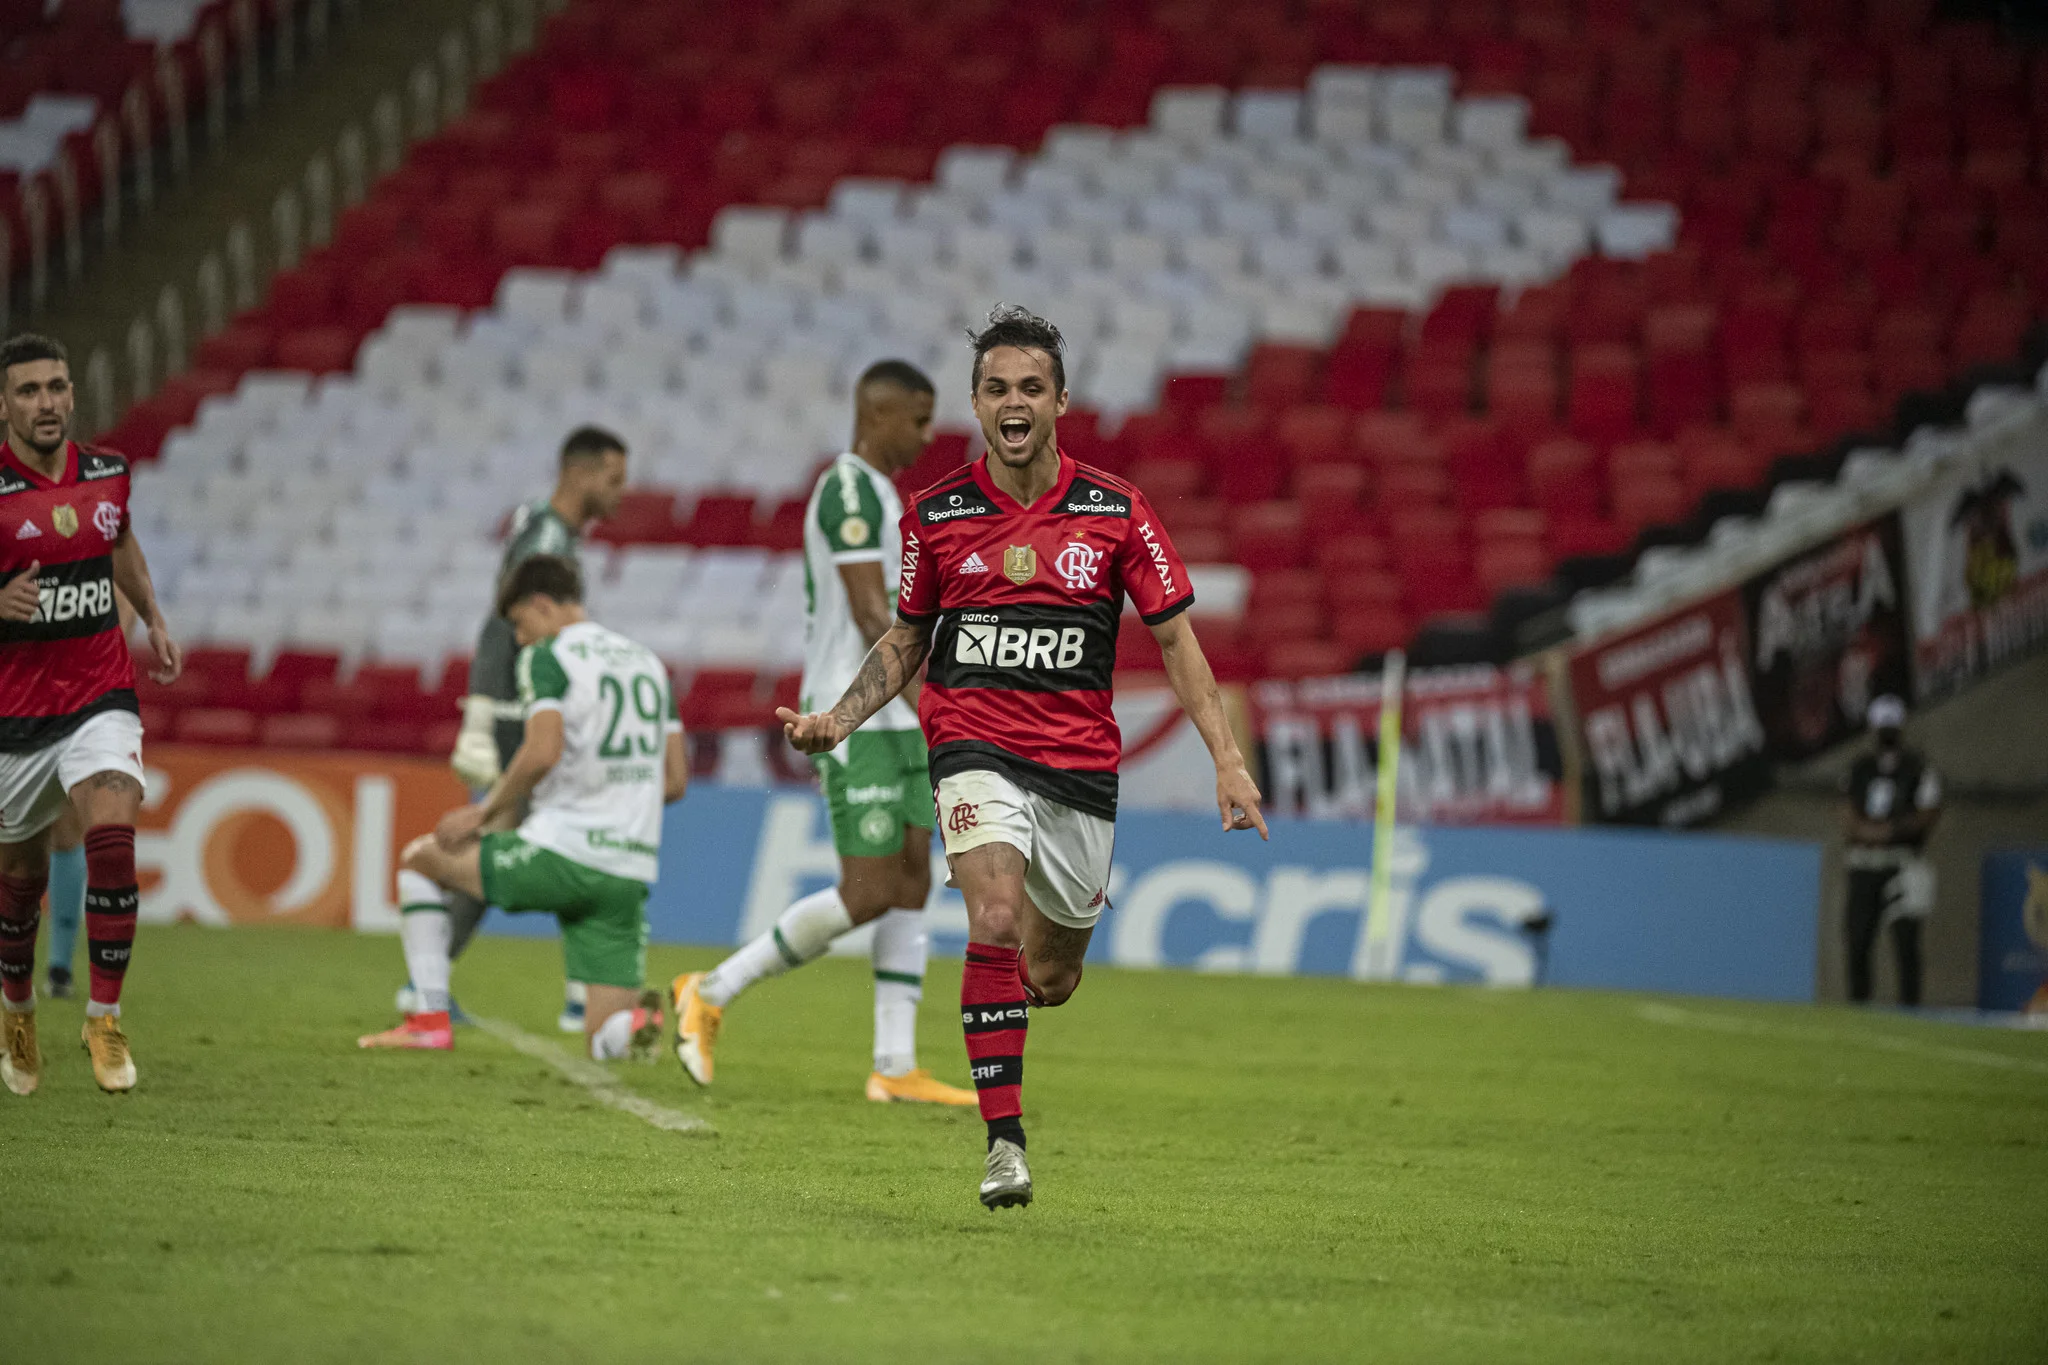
top-left (51, 504), bottom-right (77, 538)
top-left (1002, 544), bottom-right (1036, 585)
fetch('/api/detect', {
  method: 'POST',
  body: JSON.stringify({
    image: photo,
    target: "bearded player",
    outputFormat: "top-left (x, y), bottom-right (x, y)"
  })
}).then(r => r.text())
top-left (0, 333), bottom-right (182, 1096)
top-left (672, 361), bottom-right (973, 1106)
top-left (780, 307), bottom-right (1268, 1208)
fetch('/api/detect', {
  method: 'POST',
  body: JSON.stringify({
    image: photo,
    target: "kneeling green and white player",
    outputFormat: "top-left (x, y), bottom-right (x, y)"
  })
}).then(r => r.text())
top-left (360, 554), bottom-right (687, 1059)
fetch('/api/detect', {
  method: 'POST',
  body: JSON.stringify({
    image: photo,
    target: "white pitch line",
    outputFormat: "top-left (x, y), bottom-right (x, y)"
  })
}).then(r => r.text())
top-left (472, 1015), bottom-right (713, 1134)
top-left (1636, 1001), bottom-right (2048, 1077)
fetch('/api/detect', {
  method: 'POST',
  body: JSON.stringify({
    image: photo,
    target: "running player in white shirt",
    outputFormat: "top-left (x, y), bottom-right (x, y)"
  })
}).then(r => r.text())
top-left (360, 555), bottom-right (687, 1060)
top-left (671, 360), bottom-right (973, 1106)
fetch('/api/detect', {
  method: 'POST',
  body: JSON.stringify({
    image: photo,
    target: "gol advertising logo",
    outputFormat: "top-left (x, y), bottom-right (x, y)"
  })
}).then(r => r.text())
top-left (137, 748), bottom-right (467, 929)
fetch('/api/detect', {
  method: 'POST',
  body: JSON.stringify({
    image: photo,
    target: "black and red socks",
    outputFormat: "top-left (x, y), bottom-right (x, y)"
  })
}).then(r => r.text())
top-left (83, 825), bottom-right (137, 1013)
top-left (0, 871), bottom-right (47, 1009)
top-left (962, 942), bottom-right (1029, 1151)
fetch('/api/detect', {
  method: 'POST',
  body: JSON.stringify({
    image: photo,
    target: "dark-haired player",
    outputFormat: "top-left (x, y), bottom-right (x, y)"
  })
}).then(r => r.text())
top-left (418, 425), bottom-right (629, 1032)
top-left (362, 555), bottom-right (686, 1058)
top-left (780, 307), bottom-right (1268, 1208)
top-left (672, 360), bottom-right (974, 1107)
top-left (0, 333), bottom-right (182, 1096)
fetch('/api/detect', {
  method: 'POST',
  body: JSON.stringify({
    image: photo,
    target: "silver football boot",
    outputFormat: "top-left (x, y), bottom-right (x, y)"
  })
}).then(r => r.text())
top-left (979, 1138), bottom-right (1033, 1209)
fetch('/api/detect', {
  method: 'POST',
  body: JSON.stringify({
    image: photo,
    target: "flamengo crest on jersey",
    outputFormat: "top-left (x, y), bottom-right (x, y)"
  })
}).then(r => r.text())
top-left (516, 619), bottom-right (679, 884)
top-left (800, 452), bottom-right (916, 735)
top-left (895, 451), bottom-right (1193, 820)
top-left (0, 442), bottom-right (136, 751)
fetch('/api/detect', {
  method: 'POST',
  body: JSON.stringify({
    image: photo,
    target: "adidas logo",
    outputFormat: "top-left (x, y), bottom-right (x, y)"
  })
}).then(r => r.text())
top-left (15, 520), bottom-right (38, 539)
top-left (958, 552), bottom-right (989, 574)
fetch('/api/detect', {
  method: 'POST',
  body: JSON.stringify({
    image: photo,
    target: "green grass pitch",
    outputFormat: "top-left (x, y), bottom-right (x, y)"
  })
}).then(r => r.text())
top-left (6, 924), bottom-right (2046, 1363)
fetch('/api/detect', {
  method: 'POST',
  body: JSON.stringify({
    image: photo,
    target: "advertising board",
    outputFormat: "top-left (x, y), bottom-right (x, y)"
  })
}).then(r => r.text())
top-left (1566, 590), bottom-right (1771, 827)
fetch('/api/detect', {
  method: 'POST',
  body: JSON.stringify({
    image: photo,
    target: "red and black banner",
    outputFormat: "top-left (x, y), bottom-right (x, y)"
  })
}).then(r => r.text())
top-left (1567, 590), bottom-right (1771, 827)
top-left (1741, 513), bottom-right (1913, 762)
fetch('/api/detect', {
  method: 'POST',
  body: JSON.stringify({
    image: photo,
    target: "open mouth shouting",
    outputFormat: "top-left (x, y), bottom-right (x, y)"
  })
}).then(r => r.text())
top-left (996, 415), bottom-right (1032, 452)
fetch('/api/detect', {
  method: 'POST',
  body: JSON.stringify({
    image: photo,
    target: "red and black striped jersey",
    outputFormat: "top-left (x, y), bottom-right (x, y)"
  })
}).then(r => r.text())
top-left (896, 451), bottom-right (1193, 819)
top-left (0, 441), bottom-right (136, 751)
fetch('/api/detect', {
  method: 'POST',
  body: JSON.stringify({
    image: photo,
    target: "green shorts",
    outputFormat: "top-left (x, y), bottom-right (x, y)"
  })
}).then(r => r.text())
top-left (813, 728), bottom-right (934, 859)
top-left (478, 832), bottom-right (649, 989)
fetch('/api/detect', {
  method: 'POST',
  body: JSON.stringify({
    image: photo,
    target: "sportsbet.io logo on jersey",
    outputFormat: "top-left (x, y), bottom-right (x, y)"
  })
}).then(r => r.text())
top-left (1066, 487), bottom-right (1129, 515)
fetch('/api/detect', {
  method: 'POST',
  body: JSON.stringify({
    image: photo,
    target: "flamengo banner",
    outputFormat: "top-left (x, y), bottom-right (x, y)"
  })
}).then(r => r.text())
top-left (1742, 513), bottom-right (1913, 761)
top-left (1568, 589), bottom-right (1770, 827)
top-left (1900, 414), bottom-right (2048, 702)
top-left (1251, 666), bottom-right (1567, 825)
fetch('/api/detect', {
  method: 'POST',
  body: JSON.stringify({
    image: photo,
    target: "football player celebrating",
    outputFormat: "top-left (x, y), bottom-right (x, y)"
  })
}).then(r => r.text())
top-left (0, 333), bottom-right (182, 1095)
top-left (780, 307), bottom-right (1267, 1208)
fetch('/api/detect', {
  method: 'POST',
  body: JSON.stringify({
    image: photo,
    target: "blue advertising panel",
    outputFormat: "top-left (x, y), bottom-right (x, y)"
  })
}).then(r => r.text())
top-left (488, 784), bottom-right (1822, 1003)
top-left (1978, 849), bottom-right (2048, 1012)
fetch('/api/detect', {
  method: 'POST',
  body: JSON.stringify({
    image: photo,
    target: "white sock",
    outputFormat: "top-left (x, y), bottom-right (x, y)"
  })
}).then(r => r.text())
top-left (700, 887), bottom-right (853, 1008)
top-left (589, 1008), bottom-right (635, 1061)
top-left (397, 871), bottom-right (452, 1015)
top-left (871, 908), bottom-right (927, 1077)
top-left (84, 1001), bottom-right (117, 1019)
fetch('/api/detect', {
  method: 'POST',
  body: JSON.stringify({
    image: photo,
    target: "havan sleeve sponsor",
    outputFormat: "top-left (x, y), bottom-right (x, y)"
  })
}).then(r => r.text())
top-left (1114, 490), bottom-right (1195, 625)
top-left (1741, 513), bottom-right (1913, 761)
top-left (1567, 589), bottom-right (1769, 827)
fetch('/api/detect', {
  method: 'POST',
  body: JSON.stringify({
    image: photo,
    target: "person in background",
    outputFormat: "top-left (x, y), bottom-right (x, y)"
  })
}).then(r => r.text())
top-left (1841, 694), bottom-right (1941, 1006)
top-left (425, 426), bottom-right (628, 1032)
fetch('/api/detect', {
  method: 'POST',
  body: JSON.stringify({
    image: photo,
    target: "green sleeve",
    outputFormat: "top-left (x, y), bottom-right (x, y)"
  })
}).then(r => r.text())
top-left (498, 505), bottom-right (578, 586)
top-left (516, 641), bottom-right (571, 708)
top-left (816, 463), bottom-right (887, 559)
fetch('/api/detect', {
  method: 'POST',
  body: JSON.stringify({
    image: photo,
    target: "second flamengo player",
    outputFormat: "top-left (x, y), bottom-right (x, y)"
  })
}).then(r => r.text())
top-left (781, 307), bottom-right (1268, 1209)
top-left (672, 361), bottom-right (973, 1107)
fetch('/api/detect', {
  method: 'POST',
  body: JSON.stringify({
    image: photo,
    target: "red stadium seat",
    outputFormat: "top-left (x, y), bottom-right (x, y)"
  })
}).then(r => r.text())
top-left (258, 713), bottom-right (342, 750)
top-left (1227, 502), bottom-right (1307, 572)
top-left (1262, 639), bottom-right (1353, 680)
top-left (173, 708), bottom-right (258, 746)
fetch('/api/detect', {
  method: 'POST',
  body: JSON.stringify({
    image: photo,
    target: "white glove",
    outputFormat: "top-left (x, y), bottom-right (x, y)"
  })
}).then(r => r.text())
top-left (450, 694), bottom-right (503, 791)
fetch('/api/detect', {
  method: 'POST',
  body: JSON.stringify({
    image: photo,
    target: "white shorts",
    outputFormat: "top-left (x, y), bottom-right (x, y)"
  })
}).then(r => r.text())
top-left (0, 709), bottom-right (146, 843)
top-left (935, 768), bottom-right (1114, 930)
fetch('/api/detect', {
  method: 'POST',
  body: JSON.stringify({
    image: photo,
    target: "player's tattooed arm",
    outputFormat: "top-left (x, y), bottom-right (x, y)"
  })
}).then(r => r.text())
top-left (109, 523), bottom-right (180, 684)
top-left (1152, 612), bottom-right (1269, 840)
top-left (778, 617), bottom-right (931, 754)
top-left (833, 619), bottom-right (930, 729)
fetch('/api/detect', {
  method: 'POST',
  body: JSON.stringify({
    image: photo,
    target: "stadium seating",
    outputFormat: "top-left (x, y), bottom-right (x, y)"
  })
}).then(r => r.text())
top-left (0, 0), bottom-right (313, 280)
top-left (104, 0), bottom-right (2048, 747)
